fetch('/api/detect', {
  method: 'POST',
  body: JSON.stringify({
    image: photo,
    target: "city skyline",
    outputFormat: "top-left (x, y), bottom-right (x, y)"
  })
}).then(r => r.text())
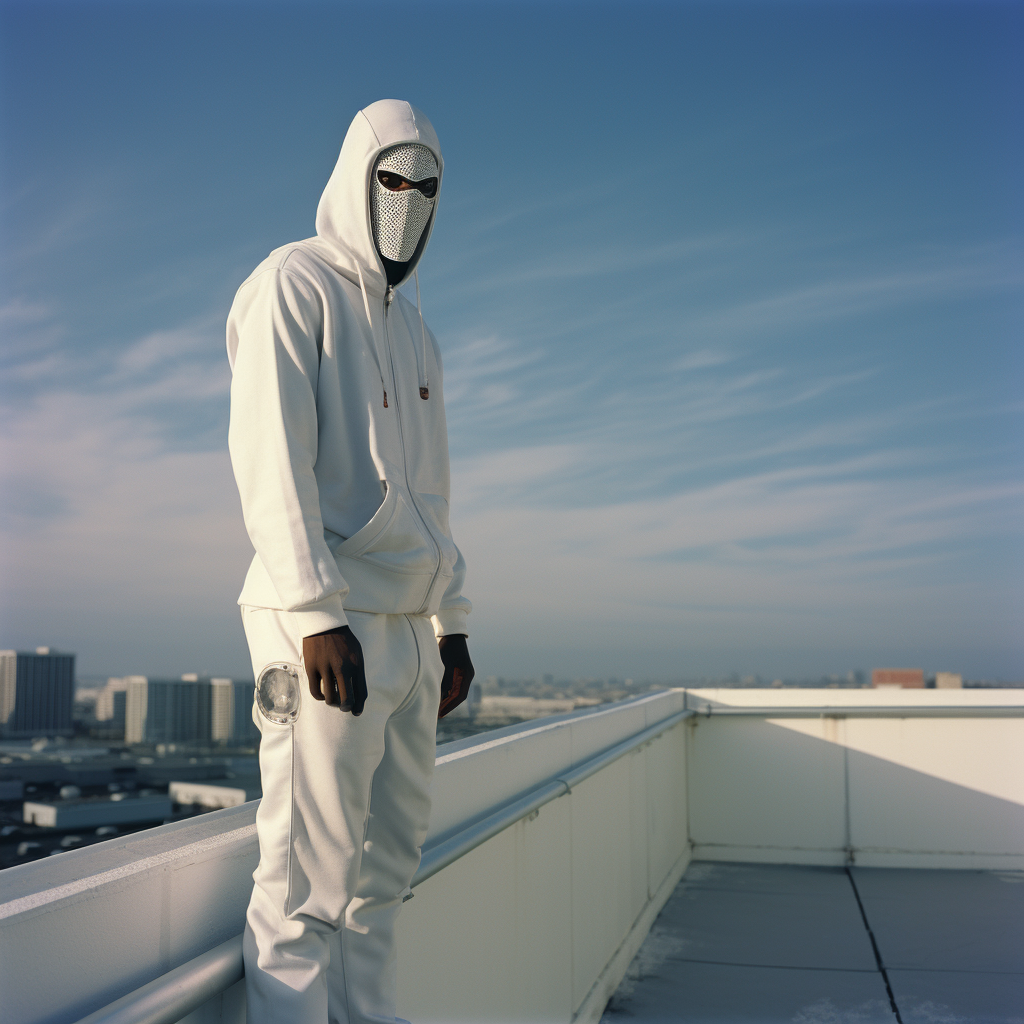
top-left (68, 660), bottom-right (1012, 690)
top-left (1, 2), bottom-right (1022, 681)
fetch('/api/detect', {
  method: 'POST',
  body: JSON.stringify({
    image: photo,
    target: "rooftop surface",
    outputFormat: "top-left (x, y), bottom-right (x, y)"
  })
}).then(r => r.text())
top-left (601, 861), bottom-right (1024, 1024)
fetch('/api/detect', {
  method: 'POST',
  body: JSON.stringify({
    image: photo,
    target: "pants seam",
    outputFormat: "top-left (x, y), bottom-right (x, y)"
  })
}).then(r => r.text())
top-left (389, 614), bottom-right (425, 719)
top-left (344, 755), bottom-right (378, 1024)
top-left (284, 722), bottom-right (296, 917)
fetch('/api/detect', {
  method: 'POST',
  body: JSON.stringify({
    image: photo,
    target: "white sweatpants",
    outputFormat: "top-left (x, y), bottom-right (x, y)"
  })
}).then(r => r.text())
top-left (241, 606), bottom-right (442, 1024)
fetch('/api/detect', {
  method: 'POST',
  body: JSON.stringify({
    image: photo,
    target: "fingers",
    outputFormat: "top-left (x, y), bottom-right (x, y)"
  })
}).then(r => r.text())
top-left (305, 641), bottom-right (327, 703)
top-left (437, 661), bottom-right (455, 719)
top-left (459, 655), bottom-right (476, 694)
top-left (440, 662), bottom-right (456, 701)
top-left (307, 664), bottom-right (325, 701)
top-left (303, 635), bottom-right (326, 702)
top-left (312, 659), bottom-right (357, 713)
top-left (437, 636), bottom-right (475, 720)
top-left (302, 628), bottom-right (367, 716)
top-left (456, 666), bottom-right (473, 704)
top-left (337, 627), bottom-right (366, 716)
top-left (310, 660), bottom-right (338, 705)
top-left (347, 658), bottom-right (368, 717)
top-left (329, 650), bottom-right (348, 709)
top-left (438, 668), bottom-right (465, 719)
top-left (438, 634), bottom-right (473, 716)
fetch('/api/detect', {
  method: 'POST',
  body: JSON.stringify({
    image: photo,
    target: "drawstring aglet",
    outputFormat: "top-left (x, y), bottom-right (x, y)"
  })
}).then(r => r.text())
top-left (414, 269), bottom-right (429, 401)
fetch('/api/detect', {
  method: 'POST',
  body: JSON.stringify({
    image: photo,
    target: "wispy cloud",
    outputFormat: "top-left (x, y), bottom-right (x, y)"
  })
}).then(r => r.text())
top-left (435, 282), bottom-right (1023, 676)
top-left (679, 245), bottom-right (1024, 341)
top-left (0, 170), bottom-right (116, 270)
top-left (671, 348), bottom-right (737, 372)
top-left (448, 444), bottom-right (1023, 670)
top-left (0, 299), bottom-right (50, 328)
top-left (6, 225), bottom-right (1017, 679)
top-left (437, 230), bottom-right (744, 300)
top-left (0, 313), bottom-right (252, 673)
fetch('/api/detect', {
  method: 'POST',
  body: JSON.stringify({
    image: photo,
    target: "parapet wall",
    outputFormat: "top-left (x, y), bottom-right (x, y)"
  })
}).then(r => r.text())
top-left (0, 688), bottom-right (1020, 1024)
top-left (686, 688), bottom-right (1024, 871)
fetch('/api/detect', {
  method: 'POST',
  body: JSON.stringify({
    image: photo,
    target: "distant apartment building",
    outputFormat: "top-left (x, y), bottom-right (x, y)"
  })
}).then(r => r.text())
top-left (125, 675), bottom-right (257, 746)
top-left (0, 647), bottom-right (75, 738)
top-left (872, 668), bottom-right (924, 688)
top-left (210, 678), bottom-right (259, 746)
top-left (95, 676), bottom-right (140, 735)
top-left (125, 678), bottom-right (146, 744)
top-left (125, 675), bottom-right (213, 745)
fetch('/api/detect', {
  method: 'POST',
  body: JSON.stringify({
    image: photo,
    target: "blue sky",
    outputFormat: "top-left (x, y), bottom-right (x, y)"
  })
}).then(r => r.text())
top-left (1, 0), bottom-right (1021, 682)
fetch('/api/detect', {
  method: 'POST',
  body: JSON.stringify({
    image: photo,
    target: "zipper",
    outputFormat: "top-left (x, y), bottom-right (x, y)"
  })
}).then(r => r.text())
top-left (355, 262), bottom-right (389, 408)
top-left (383, 286), bottom-right (444, 595)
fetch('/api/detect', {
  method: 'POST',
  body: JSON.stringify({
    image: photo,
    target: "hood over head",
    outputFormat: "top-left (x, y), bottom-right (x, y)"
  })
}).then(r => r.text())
top-left (311, 99), bottom-right (443, 294)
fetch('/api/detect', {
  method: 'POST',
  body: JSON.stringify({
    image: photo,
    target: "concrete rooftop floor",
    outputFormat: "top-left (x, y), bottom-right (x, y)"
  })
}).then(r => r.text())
top-left (600, 861), bottom-right (1024, 1024)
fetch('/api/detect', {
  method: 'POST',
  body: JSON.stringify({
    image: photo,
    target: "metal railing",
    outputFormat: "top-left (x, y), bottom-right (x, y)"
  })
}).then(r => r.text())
top-left (71, 936), bottom-right (244, 1024)
top-left (687, 703), bottom-right (1024, 718)
top-left (71, 708), bottom-right (693, 1024)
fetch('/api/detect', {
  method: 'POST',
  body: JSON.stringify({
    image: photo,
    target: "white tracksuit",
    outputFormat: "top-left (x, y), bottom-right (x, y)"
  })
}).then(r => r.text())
top-left (227, 99), bottom-right (470, 1024)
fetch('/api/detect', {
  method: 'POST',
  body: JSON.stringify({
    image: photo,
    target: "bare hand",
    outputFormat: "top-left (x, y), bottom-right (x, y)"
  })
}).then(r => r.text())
top-left (302, 625), bottom-right (367, 715)
top-left (437, 634), bottom-right (475, 719)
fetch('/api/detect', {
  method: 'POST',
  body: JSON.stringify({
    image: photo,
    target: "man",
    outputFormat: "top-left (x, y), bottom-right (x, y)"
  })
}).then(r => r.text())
top-left (226, 99), bottom-right (473, 1024)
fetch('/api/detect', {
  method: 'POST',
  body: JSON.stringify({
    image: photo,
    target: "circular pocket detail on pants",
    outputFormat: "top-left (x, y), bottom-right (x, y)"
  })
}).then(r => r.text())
top-left (256, 663), bottom-right (301, 725)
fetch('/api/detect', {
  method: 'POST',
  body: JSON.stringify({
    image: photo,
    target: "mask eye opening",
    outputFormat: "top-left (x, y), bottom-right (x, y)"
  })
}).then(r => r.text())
top-left (377, 170), bottom-right (409, 191)
top-left (377, 169), bottom-right (437, 199)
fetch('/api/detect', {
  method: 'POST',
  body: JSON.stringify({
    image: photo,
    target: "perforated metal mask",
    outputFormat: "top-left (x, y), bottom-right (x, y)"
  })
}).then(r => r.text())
top-left (370, 144), bottom-right (438, 263)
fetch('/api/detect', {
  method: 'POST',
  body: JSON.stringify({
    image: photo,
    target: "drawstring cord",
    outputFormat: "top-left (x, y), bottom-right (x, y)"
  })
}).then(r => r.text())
top-left (355, 263), bottom-right (429, 406)
top-left (414, 269), bottom-right (429, 400)
top-left (357, 264), bottom-right (388, 408)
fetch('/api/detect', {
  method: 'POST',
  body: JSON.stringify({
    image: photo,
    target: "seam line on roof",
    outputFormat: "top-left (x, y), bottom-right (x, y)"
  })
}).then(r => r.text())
top-left (663, 956), bottom-right (878, 973)
top-left (884, 966), bottom-right (1024, 977)
top-left (846, 866), bottom-right (904, 1022)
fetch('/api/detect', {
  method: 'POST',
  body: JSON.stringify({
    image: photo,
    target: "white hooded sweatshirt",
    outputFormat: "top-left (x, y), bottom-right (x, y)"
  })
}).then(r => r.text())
top-left (227, 100), bottom-right (470, 639)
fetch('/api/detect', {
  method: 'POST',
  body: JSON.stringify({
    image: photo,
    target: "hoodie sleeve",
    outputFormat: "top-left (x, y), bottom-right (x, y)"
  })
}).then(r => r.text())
top-left (227, 264), bottom-right (349, 635)
top-left (431, 547), bottom-right (472, 638)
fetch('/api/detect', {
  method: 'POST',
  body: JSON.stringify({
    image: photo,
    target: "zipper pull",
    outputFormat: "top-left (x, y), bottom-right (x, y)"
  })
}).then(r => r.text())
top-left (385, 286), bottom-right (394, 308)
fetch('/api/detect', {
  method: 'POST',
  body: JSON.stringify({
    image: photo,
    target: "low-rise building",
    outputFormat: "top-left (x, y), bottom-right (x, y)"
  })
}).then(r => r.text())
top-left (168, 778), bottom-right (261, 809)
top-left (871, 667), bottom-right (924, 688)
top-left (22, 794), bottom-right (172, 829)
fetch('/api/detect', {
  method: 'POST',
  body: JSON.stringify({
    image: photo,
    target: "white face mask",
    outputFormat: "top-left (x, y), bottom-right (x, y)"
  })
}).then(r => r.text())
top-left (370, 143), bottom-right (439, 264)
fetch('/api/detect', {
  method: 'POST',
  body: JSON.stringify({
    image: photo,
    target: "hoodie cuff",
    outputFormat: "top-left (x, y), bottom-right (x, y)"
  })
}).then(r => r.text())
top-left (292, 593), bottom-right (349, 637)
top-left (431, 609), bottom-right (469, 639)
